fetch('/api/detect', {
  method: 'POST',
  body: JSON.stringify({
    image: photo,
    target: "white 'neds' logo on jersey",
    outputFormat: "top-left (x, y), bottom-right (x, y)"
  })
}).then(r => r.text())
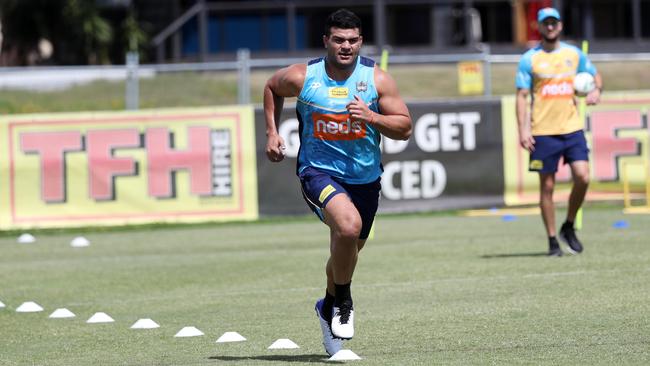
top-left (312, 113), bottom-right (366, 141)
top-left (539, 79), bottom-right (573, 98)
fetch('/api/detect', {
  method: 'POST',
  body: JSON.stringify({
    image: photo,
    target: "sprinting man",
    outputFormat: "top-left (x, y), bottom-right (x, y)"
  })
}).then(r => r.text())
top-left (263, 8), bottom-right (412, 355)
top-left (516, 7), bottom-right (602, 256)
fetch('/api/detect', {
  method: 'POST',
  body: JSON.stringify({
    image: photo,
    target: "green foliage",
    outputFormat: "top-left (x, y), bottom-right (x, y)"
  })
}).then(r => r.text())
top-left (0, 0), bottom-right (141, 65)
top-left (0, 0), bottom-right (61, 64)
top-left (62, 0), bottom-right (113, 64)
top-left (122, 11), bottom-right (148, 53)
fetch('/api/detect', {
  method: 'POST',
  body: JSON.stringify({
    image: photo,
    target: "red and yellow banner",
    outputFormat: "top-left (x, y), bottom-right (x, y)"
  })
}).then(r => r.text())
top-left (0, 106), bottom-right (258, 229)
top-left (457, 61), bottom-right (484, 96)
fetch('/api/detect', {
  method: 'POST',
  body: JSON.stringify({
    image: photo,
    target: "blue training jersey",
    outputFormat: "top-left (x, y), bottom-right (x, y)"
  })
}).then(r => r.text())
top-left (296, 56), bottom-right (381, 184)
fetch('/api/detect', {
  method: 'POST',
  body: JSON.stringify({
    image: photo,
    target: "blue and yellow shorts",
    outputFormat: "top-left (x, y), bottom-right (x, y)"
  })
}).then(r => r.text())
top-left (529, 130), bottom-right (590, 173)
top-left (299, 166), bottom-right (381, 239)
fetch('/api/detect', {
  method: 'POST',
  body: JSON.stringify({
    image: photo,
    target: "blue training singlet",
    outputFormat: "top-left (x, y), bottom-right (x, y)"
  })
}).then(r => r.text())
top-left (296, 56), bottom-right (381, 184)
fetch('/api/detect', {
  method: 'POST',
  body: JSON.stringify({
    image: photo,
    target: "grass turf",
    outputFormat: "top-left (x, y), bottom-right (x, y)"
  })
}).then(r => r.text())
top-left (0, 206), bottom-right (649, 365)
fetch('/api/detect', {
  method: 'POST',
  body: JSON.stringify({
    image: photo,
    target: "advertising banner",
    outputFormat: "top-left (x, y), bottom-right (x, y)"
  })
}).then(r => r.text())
top-left (255, 99), bottom-right (505, 215)
top-left (0, 107), bottom-right (258, 229)
top-left (254, 104), bottom-right (306, 216)
top-left (502, 91), bottom-right (649, 206)
top-left (457, 61), bottom-right (484, 95)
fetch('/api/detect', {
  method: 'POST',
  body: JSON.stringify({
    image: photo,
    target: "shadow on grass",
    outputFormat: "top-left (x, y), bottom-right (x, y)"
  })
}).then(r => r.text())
top-left (208, 354), bottom-right (332, 363)
top-left (481, 252), bottom-right (549, 258)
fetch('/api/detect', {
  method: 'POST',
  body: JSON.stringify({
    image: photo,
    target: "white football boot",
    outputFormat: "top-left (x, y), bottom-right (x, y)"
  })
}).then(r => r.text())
top-left (331, 300), bottom-right (354, 339)
top-left (315, 298), bottom-right (343, 356)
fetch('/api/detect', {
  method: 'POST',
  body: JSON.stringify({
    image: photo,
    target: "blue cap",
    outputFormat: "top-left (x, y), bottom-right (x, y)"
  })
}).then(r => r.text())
top-left (537, 7), bottom-right (561, 23)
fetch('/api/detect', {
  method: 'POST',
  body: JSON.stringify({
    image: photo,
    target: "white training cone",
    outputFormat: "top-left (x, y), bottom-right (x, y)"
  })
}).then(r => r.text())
top-left (86, 312), bottom-right (114, 323)
top-left (17, 233), bottom-right (36, 244)
top-left (16, 301), bottom-right (44, 312)
top-left (216, 331), bottom-right (246, 343)
top-left (268, 338), bottom-right (299, 349)
top-left (49, 308), bottom-right (76, 318)
top-left (328, 350), bottom-right (362, 361)
top-left (70, 236), bottom-right (90, 248)
top-left (174, 326), bottom-right (204, 337)
top-left (0, 300), bottom-right (5, 308)
top-left (130, 318), bottom-right (160, 329)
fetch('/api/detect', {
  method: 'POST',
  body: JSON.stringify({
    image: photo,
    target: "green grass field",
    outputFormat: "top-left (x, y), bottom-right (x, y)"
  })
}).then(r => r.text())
top-left (1, 206), bottom-right (648, 365)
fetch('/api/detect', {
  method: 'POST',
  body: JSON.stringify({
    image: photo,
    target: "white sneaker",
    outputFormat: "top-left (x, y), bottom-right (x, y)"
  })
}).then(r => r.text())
top-left (331, 300), bottom-right (354, 339)
top-left (315, 299), bottom-right (343, 356)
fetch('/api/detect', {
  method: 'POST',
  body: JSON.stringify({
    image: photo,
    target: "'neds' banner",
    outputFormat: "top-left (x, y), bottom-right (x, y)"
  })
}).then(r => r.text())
top-left (0, 107), bottom-right (258, 229)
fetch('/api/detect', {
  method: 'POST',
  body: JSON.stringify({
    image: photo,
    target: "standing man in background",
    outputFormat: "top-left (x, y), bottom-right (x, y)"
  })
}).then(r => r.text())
top-left (263, 8), bottom-right (412, 355)
top-left (516, 7), bottom-right (602, 256)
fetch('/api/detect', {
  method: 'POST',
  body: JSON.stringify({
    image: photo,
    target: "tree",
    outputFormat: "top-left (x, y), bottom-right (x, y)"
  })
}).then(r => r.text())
top-left (0, 0), bottom-right (59, 65)
top-left (62, 0), bottom-right (113, 64)
top-left (0, 0), bottom-right (115, 65)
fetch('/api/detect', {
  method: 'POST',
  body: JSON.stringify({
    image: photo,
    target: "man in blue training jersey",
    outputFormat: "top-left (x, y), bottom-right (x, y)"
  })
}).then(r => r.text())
top-left (263, 8), bottom-right (412, 356)
top-left (516, 7), bottom-right (602, 256)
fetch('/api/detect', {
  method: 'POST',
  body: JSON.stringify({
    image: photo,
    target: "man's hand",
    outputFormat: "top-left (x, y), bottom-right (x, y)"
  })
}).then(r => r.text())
top-left (266, 133), bottom-right (286, 162)
top-left (519, 129), bottom-right (536, 152)
top-left (585, 88), bottom-right (601, 105)
top-left (346, 95), bottom-right (374, 124)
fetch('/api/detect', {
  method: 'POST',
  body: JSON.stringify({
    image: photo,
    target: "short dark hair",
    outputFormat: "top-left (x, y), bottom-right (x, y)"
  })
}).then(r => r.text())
top-left (324, 8), bottom-right (362, 36)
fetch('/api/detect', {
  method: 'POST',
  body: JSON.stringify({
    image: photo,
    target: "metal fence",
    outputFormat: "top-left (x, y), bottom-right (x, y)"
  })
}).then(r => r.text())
top-left (2, 49), bottom-right (650, 109)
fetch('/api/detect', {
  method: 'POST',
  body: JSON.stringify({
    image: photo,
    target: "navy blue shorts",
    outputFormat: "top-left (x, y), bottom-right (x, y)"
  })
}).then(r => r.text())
top-left (529, 130), bottom-right (589, 173)
top-left (299, 166), bottom-right (381, 240)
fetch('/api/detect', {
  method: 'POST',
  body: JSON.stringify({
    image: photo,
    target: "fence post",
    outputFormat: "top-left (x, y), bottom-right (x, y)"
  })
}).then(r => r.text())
top-left (125, 51), bottom-right (139, 110)
top-left (237, 48), bottom-right (251, 105)
top-left (480, 44), bottom-right (492, 97)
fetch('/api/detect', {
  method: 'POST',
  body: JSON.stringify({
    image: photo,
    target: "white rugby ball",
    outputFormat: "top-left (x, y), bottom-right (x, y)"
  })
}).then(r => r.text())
top-left (573, 72), bottom-right (595, 95)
